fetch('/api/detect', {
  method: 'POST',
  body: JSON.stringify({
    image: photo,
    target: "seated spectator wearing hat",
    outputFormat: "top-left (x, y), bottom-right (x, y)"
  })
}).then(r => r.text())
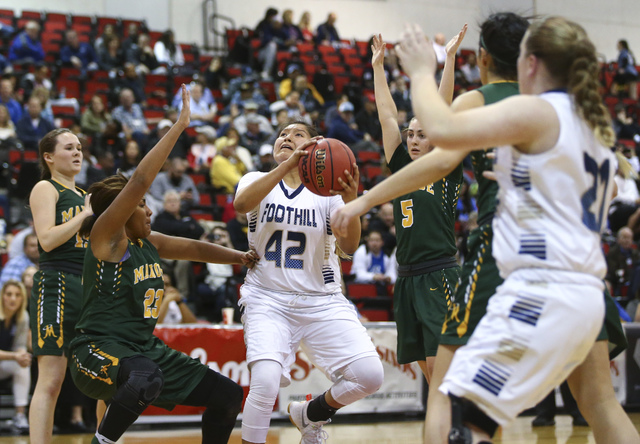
top-left (326, 101), bottom-right (376, 152)
top-left (60, 29), bottom-right (99, 72)
top-left (147, 118), bottom-right (189, 158)
top-left (269, 90), bottom-right (311, 125)
top-left (240, 114), bottom-right (272, 155)
top-left (178, 81), bottom-right (217, 127)
top-left (210, 132), bottom-right (249, 194)
top-left (189, 125), bottom-right (218, 173)
top-left (233, 100), bottom-right (273, 135)
top-left (257, 143), bottom-right (276, 172)
top-left (8, 21), bottom-right (44, 64)
top-left (229, 82), bottom-right (269, 115)
top-left (15, 96), bottom-right (55, 150)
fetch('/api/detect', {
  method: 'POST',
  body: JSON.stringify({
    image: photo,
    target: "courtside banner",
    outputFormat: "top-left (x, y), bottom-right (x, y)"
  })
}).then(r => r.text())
top-left (144, 323), bottom-right (424, 417)
top-left (278, 323), bottom-right (425, 414)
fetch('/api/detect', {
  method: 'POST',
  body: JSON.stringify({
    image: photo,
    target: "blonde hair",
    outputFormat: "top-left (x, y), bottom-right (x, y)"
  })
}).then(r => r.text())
top-left (0, 280), bottom-right (28, 324)
top-left (525, 17), bottom-right (615, 147)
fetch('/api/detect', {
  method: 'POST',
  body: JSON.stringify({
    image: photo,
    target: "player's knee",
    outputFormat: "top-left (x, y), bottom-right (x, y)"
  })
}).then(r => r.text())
top-left (248, 360), bottom-right (282, 401)
top-left (358, 357), bottom-right (384, 395)
top-left (448, 394), bottom-right (497, 443)
top-left (113, 355), bottom-right (164, 415)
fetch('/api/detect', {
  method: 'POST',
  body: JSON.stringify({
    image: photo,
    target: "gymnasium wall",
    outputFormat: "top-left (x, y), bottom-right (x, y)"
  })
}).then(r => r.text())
top-left (1, 0), bottom-right (639, 61)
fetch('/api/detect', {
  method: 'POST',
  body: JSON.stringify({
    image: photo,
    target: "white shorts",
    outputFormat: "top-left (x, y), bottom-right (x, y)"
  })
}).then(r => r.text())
top-left (239, 284), bottom-right (379, 387)
top-left (440, 270), bottom-right (605, 425)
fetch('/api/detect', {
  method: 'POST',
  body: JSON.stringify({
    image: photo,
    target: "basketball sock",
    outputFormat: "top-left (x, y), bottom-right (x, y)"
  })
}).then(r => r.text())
top-left (307, 391), bottom-right (338, 422)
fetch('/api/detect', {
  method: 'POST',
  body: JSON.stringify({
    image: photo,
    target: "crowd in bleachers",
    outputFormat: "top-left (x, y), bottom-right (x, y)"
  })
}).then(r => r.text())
top-left (0, 7), bottom-right (638, 326)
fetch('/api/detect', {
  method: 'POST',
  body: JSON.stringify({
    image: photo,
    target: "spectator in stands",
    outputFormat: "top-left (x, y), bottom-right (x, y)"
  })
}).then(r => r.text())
top-left (255, 7), bottom-right (279, 36)
top-left (117, 139), bottom-right (143, 177)
top-left (19, 63), bottom-right (52, 101)
top-left (355, 92), bottom-right (382, 143)
top-left (269, 90), bottom-right (311, 124)
top-left (178, 81), bottom-right (216, 127)
top-left (240, 114), bottom-right (271, 155)
top-left (282, 73), bottom-right (324, 121)
top-left (196, 226), bottom-right (238, 323)
top-left (203, 56), bottom-right (229, 91)
top-left (326, 101), bottom-right (373, 150)
top-left (97, 35), bottom-right (125, 73)
top-left (0, 234), bottom-right (38, 286)
top-left (278, 64), bottom-right (303, 99)
top-left (146, 118), bottom-right (188, 159)
top-left (391, 76), bottom-right (411, 116)
top-left (610, 151), bottom-right (640, 234)
top-left (30, 86), bottom-right (54, 125)
top-left (298, 11), bottom-right (314, 42)
top-left (460, 52), bottom-right (481, 86)
top-left (210, 135), bottom-right (249, 193)
top-left (0, 78), bottom-right (22, 125)
top-left (189, 125), bottom-right (217, 173)
top-left (80, 95), bottom-right (112, 137)
top-left (227, 211), bottom-right (249, 251)
top-left (613, 103), bottom-right (640, 142)
top-left (0, 280), bottom-right (32, 434)
top-left (605, 226), bottom-right (640, 297)
top-left (316, 12), bottom-right (340, 46)
top-left (60, 29), bottom-right (98, 72)
top-left (126, 33), bottom-right (162, 75)
top-left (158, 272), bottom-right (197, 324)
top-left (84, 150), bottom-right (115, 187)
top-left (0, 54), bottom-right (10, 74)
top-left (15, 96), bottom-right (55, 150)
top-left (233, 100), bottom-right (273, 135)
top-left (432, 32), bottom-right (447, 65)
top-left (281, 9), bottom-right (304, 44)
top-left (111, 88), bottom-right (149, 148)
top-left (257, 143), bottom-right (276, 172)
top-left (256, 15), bottom-right (288, 80)
top-left (0, 104), bottom-right (16, 142)
top-left (368, 203), bottom-right (396, 256)
top-left (352, 230), bottom-right (397, 294)
top-left (151, 190), bottom-right (205, 239)
top-left (613, 39), bottom-right (638, 100)
top-left (8, 21), bottom-right (44, 64)
top-left (149, 157), bottom-right (200, 212)
top-left (120, 22), bottom-right (140, 56)
top-left (229, 82), bottom-right (269, 115)
top-left (154, 29), bottom-right (185, 68)
top-left (114, 63), bottom-right (146, 105)
top-left (94, 23), bottom-right (116, 53)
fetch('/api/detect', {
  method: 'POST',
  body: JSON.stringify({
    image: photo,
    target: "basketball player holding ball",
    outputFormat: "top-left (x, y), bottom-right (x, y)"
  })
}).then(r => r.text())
top-left (234, 120), bottom-right (383, 444)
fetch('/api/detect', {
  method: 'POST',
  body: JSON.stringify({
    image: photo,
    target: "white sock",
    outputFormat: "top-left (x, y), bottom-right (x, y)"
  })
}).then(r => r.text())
top-left (94, 432), bottom-right (116, 444)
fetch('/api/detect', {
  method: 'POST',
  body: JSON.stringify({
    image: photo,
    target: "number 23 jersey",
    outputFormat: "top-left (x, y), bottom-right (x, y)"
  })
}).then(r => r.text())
top-left (238, 172), bottom-right (343, 295)
top-left (492, 91), bottom-right (615, 279)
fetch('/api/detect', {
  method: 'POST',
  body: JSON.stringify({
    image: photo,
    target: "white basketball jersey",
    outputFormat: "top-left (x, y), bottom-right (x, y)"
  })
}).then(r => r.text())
top-left (237, 172), bottom-right (343, 295)
top-left (492, 92), bottom-right (615, 279)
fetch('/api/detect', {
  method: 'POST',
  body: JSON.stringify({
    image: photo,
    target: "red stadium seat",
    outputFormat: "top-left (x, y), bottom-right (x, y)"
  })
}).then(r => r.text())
top-left (347, 283), bottom-right (378, 298)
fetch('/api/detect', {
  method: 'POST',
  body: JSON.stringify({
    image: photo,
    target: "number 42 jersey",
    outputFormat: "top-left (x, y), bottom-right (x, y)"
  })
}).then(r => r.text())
top-left (238, 172), bottom-right (343, 295)
top-left (492, 91), bottom-right (615, 279)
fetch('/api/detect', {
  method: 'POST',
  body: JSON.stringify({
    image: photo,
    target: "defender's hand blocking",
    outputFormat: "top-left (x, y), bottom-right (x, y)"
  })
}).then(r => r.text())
top-left (445, 24), bottom-right (468, 57)
top-left (371, 34), bottom-right (386, 68)
top-left (396, 23), bottom-right (437, 77)
top-left (241, 249), bottom-right (259, 268)
top-left (177, 84), bottom-right (191, 129)
top-left (331, 198), bottom-right (370, 238)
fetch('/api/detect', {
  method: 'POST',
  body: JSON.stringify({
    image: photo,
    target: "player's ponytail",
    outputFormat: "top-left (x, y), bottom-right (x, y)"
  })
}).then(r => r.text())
top-left (526, 17), bottom-right (615, 147)
top-left (79, 174), bottom-right (129, 238)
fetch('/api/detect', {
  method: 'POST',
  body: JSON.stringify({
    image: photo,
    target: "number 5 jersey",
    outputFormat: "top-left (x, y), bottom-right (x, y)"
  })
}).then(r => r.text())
top-left (238, 172), bottom-right (344, 295)
top-left (492, 91), bottom-right (615, 279)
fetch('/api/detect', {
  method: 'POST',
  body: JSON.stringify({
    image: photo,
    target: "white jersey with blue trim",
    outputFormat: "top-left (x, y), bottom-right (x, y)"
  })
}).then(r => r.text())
top-left (237, 171), bottom-right (343, 295)
top-left (492, 91), bottom-right (615, 279)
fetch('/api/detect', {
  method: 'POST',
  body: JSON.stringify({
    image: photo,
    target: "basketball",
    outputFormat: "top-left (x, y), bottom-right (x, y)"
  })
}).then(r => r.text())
top-left (298, 138), bottom-right (357, 197)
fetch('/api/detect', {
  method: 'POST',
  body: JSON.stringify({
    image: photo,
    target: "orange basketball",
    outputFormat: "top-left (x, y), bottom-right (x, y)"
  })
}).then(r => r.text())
top-left (298, 138), bottom-right (357, 197)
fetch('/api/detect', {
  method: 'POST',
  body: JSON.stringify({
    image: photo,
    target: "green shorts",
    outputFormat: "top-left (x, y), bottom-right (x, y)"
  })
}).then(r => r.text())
top-left (441, 224), bottom-right (502, 345)
top-left (394, 266), bottom-right (460, 363)
top-left (31, 270), bottom-right (83, 356)
top-left (69, 334), bottom-right (209, 411)
top-left (597, 287), bottom-right (627, 359)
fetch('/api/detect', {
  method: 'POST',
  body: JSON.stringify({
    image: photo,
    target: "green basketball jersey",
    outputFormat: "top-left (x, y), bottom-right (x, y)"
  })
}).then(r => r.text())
top-left (388, 145), bottom-right (463, 265)
top-left (38, 180), bottom-right (88, 265)
top-left (472, 82), bottom-right (519, 223)
top-left (77, 238), bottom-right (164, 344)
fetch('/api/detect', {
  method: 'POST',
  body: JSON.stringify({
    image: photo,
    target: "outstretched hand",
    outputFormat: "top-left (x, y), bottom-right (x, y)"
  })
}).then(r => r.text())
top-left (371, 34), bottom-right (386, 68)
top-left (396, 24), bottom-right (436, 78)
top-left (330, 163), bottom-right (360, 203)
top-left (331, 197), bottom-right (370, 238)
top-left (241, 249), bottom-right (260, 268)
top-left (177, 84), bottom-right (191, 129)
top-left (445, 24), bottom-right (468, 58)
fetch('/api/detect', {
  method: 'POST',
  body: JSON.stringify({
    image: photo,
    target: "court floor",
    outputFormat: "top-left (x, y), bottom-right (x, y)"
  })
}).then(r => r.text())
top-left (1, 413), bottom-right (638, 443)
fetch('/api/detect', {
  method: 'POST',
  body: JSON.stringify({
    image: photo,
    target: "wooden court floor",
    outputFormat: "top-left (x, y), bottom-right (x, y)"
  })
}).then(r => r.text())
top-left (1, 413), bottom-right (639, 443)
